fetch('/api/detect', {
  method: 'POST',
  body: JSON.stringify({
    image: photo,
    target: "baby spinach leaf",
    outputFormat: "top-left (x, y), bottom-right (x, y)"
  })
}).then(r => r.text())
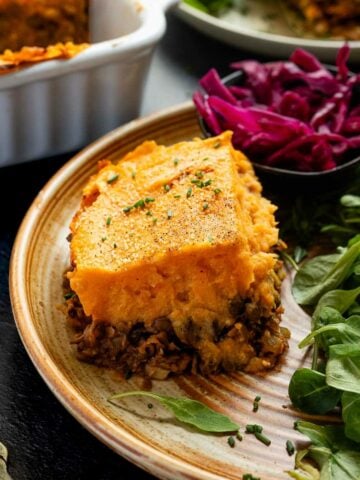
top-left (292, 254), bottom-right (340, 305)
top-left (109, 391), bottom-right (239, 433)
top-left (289, 369), bottom-right (340, 414)
top-left (295, 421), bottom-right (360, 452)
top-left (313, 287), bottom-right (360, 322)
top-left (287, 448), bottom-right (320, 480)
top-left (342, 392), bottom-right (360, 443)
top-left (293, 241), bottom-right (360, 306)
top-left (299, 320), bottom-right (360, 351)
top-left (327, 344), bottom-right (360, 394)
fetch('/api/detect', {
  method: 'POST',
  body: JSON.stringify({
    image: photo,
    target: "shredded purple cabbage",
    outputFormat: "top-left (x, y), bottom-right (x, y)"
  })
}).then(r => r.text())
top-left (194, 45), bottom-right (360, 172)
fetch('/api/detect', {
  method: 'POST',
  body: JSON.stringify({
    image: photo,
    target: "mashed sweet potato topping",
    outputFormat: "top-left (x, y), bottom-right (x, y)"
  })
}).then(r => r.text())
top-left (66, 132), bottom-right (288, 378)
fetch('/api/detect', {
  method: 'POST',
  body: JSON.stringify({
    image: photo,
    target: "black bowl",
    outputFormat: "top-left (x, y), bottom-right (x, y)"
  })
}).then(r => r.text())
top-left (198, 70), bottom-right (360, 193)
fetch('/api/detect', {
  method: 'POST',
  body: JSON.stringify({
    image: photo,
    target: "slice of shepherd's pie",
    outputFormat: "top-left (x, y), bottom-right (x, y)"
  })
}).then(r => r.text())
top-left (65, 132), bottom-right (288, 379)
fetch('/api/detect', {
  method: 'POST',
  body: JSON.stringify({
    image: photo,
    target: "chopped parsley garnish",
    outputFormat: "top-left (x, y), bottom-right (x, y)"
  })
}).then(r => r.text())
top-left (101, 236), bottom-right (107, 242)
top-left (286, 440), bottom-right (295, 456)
top-left (152, 218), bottom-right (158, 224)
top-left (186, 188), bottom-right (192, 198)
top-left (174, 158), bottom-right (180, 166)
top-left (213, 140), bottom-right (221, 149)
top-left (191, 178), bottom-right (212, 189)
top-left (245, 424), bottom-right (263, 434)
top-left (242, 475), bottom-right (260, 480)
top-left (214, 188), bottom-right (222, 195)
top-left (133, 199), bottom-right (145, 209)
top-left (246, 424), bottom-right (271, 446)
top-left (164, 184), bottom-right (171, 192)
top-left (236, 431), bottom-right (243, 441)
top-left (174, 194), bottom-right (181, 199)
top-left (227, 436), bottom-right (235, 448)
top-left (146, 211), bottom-right (153, 216)
top-left (195, 171), bottom-right (204, 179)
top-left (106, 216), bottom-right (112, 226)
top-left (167, 210), bottom-right (173, 219)
top-left (203, 202), bottom-right (209, 211)
top-left (253, 395), bottom-right (261, 412)
top-left (124, 197), bottom-right (154, 214)
top-left (107, 173), bottom-right (119, 184)
top-left (64, 292), bottom-right (75, 300)
top-left (202, 157), bottom-right (209, 161)
top-left (254, 431), bottom-right (271, 446)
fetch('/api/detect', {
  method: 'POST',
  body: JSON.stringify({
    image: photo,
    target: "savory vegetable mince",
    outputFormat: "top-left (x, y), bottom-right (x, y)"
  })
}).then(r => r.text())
top-left (65, 132), bottom-right (288, 379)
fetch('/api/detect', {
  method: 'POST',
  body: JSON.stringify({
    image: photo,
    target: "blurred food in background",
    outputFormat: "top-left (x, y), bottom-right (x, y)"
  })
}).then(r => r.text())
top-left (283, 0), bottom-right (360, 40)
top-left (0, 0), bottom-right (89, 52)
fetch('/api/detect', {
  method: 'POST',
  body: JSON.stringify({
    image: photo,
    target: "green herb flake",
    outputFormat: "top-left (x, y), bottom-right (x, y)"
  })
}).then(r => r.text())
top-left (245, 424), bottom-right (263, 434)
top-left (253, 395), bottom-right (261, 412)
top-left (64, 292), bottom-right (75, 300)
top-left (202, 157), bottom-right (209, 162)
top-left (131, 171), bottom-right (136, 179)
top-left (101, 236), bottom-right (107, 242)
top-left (254, 431), bottom-right (271, 446)
top-left (213, 140), bottom-right (221, 149)
top-left (164, 184), bottom-right (171, 193)
top-left (286, 440), bottom-right (295, 456)
top-left (152, 218), bottom-right (158, 225)
top-left (134, 199), bottom-right (145, 209)
top-left (146, 211), bottom-right (153, 217)
top-left (236, 431), bottom-right (243, 441)
top-left (107, 173), bottom-right (119, 184)
top-left (203, 203), bottom-right (209, 211)
top-left (145, 197), bottom-right (155, 204)
top-left (242, 474), bottom-right (260, 480)
top-left (186, 188), bottom-right (192, 198)
top-left (106, 216), bottom-right (112, 226)
top-left (174, 194), bottom-right (181, 199)
top-left (174, 158), bottom-right (180, 166)
top-left (227, 436), bottom-right (235, 448)
top-left (167, 210), bottom-right (173, 220)
top-left (123, 206), bottom-right (133, 213)
top-left (109, 391), bottom-right (239, 433)
top-left (214, 188), bottom-right (222, 195)
top-left (204, 179), bottom-right (212, 187)
top-left (195, 171), bottom-right (204, 179)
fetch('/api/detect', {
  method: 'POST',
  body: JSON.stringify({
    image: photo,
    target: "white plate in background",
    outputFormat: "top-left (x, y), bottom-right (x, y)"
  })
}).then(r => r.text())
top-left (176, 0), bottom-right (360, 63)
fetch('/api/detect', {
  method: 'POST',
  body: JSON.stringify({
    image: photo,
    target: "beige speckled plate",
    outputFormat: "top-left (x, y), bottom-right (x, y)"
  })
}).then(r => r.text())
top-left (10, 102), bottom-right (325, 480)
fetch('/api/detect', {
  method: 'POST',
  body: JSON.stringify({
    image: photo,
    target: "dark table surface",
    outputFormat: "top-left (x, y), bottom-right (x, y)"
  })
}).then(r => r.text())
top-left (0, 12), bottom-right (247, 480)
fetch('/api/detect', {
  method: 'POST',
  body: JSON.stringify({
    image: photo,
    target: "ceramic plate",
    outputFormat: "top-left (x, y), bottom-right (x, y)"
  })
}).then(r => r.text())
top-left (10, 102), bottom-right (330, 480)
top-left (176, 0), bottom-right (360, 63)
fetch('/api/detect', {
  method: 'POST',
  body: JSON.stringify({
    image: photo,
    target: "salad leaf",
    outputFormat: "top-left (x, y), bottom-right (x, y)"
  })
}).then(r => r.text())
top-left (326, 344), bottom-right (360, 394)
top-left (290, 422), bottom-right (360, 480)
top-left (293, 241), bottom-right (360, 305)
top-left (289, 369), bottom-right (341, 414)
top-left (342, 392), bottom-right (360, 443)
top-left (109, 391), bottom-right (239, 433)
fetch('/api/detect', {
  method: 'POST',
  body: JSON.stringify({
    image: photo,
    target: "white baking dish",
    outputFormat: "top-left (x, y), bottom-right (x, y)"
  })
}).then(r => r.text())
top-left (0, 0), bottom-right (177, 166)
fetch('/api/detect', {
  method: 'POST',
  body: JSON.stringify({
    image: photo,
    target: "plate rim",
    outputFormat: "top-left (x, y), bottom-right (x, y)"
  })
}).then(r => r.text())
top-left (9, 100), bottom-right (235, 480)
